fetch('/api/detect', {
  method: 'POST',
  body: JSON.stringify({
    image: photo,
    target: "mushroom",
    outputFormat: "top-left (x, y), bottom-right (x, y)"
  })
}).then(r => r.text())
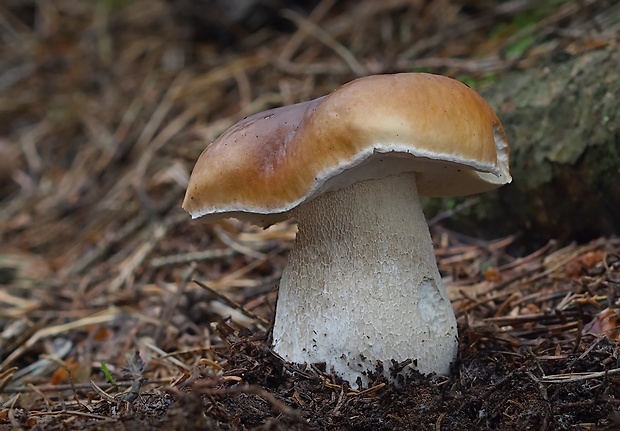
top-left (183, 73), bottom-right (511, 386)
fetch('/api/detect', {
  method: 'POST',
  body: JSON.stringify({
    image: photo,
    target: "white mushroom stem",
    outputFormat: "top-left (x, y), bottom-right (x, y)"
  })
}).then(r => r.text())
top-left (272, 172), bottom-right (458, 387)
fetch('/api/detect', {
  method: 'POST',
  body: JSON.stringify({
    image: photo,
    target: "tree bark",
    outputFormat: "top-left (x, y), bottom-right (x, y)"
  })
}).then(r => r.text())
top-left (439, 46), bottom-right (619, 241)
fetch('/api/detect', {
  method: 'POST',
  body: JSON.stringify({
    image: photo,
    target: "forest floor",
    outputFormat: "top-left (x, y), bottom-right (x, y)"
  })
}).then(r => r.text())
top-left (1, 0), bottom-right (619, 430)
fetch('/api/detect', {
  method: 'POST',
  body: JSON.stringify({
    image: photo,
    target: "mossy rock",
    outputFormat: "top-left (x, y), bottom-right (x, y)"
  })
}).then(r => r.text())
top-left (428, 46), bottom-right (619, 241)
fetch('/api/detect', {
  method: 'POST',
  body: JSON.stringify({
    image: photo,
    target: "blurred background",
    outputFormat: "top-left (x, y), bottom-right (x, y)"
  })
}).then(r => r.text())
top-left (0, 0), bottom-right (618, 416)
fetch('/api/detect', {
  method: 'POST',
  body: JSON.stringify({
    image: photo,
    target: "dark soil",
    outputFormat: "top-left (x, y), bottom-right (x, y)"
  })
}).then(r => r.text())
top-left (8, 318), bottom-right (620, 431)
top-left (4, 240), bottom-right (620, 431)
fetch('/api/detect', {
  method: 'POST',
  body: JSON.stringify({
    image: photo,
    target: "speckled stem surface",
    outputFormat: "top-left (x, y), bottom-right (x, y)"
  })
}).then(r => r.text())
top-left (272, 172), bottom-right (458, 387)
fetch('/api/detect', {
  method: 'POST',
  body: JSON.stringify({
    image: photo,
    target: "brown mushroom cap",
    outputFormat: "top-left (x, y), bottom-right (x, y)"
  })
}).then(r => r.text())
top-left (183, 73), bottom-right (511, 224)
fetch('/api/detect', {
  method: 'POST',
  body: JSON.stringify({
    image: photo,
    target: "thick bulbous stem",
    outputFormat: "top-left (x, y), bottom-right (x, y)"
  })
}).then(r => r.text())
top-left (272, 172), bottom-right (458, 387)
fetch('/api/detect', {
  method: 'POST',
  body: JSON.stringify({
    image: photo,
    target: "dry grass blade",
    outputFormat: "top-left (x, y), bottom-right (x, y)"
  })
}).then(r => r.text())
top-left (193, 279), bottom-right (270, 327)
top-left (212, 225), bottom-right (267, 260)
top-left (30, 410), bottom-right (113, 420)
top-left (3, 379), bottom-right (170, 395)
top-left (1, 312), bottom-right (119, 371)
top-left (280, 9), bottom-right (367, 76)
top-left (143, 341), bottom-right (192, 372)
top-left (108, 223), bottom-right (167, 292)
top-left (541, 367), bottom-right (620, 383)
top-left (149, 248), bottom-right (236, 268)
top-left (0, 367), bottom-right (18, 392)
top-left (89, 380), bottom-right (117, 403)
top-left (205, 247), bottom-right (283, 291)
top-left (278, 0), bottom-right (338, 62)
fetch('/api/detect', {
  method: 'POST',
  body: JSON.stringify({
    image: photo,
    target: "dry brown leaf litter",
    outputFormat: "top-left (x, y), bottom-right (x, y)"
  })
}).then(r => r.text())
top-left (1, 0), bottom-right (620, 429)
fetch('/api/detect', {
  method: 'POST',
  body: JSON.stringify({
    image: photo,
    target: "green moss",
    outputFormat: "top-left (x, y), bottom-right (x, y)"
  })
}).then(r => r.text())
top-left (505, 35), bottom-right (535, 59)
top-left (99, 0), bottom-right (127, 11)
top-left (488, 0), bottom-right (568, 59)
top-left (455, 73), bottom-right (498, 90)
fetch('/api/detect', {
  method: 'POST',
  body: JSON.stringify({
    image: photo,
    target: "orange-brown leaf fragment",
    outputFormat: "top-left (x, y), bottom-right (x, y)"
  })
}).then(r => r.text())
top-left (484, 267), bottom-right (502, 283)
top-left (565, 251), bottom-right (606, 277)
top-left (584, 308), bottom-right (620, 340)
top-left (49, 357), bottom-right (81, 385)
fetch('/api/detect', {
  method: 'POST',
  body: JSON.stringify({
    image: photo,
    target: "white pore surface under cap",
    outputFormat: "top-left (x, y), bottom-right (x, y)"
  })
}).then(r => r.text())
top-left (272, 172), bottom-right (458, 387)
